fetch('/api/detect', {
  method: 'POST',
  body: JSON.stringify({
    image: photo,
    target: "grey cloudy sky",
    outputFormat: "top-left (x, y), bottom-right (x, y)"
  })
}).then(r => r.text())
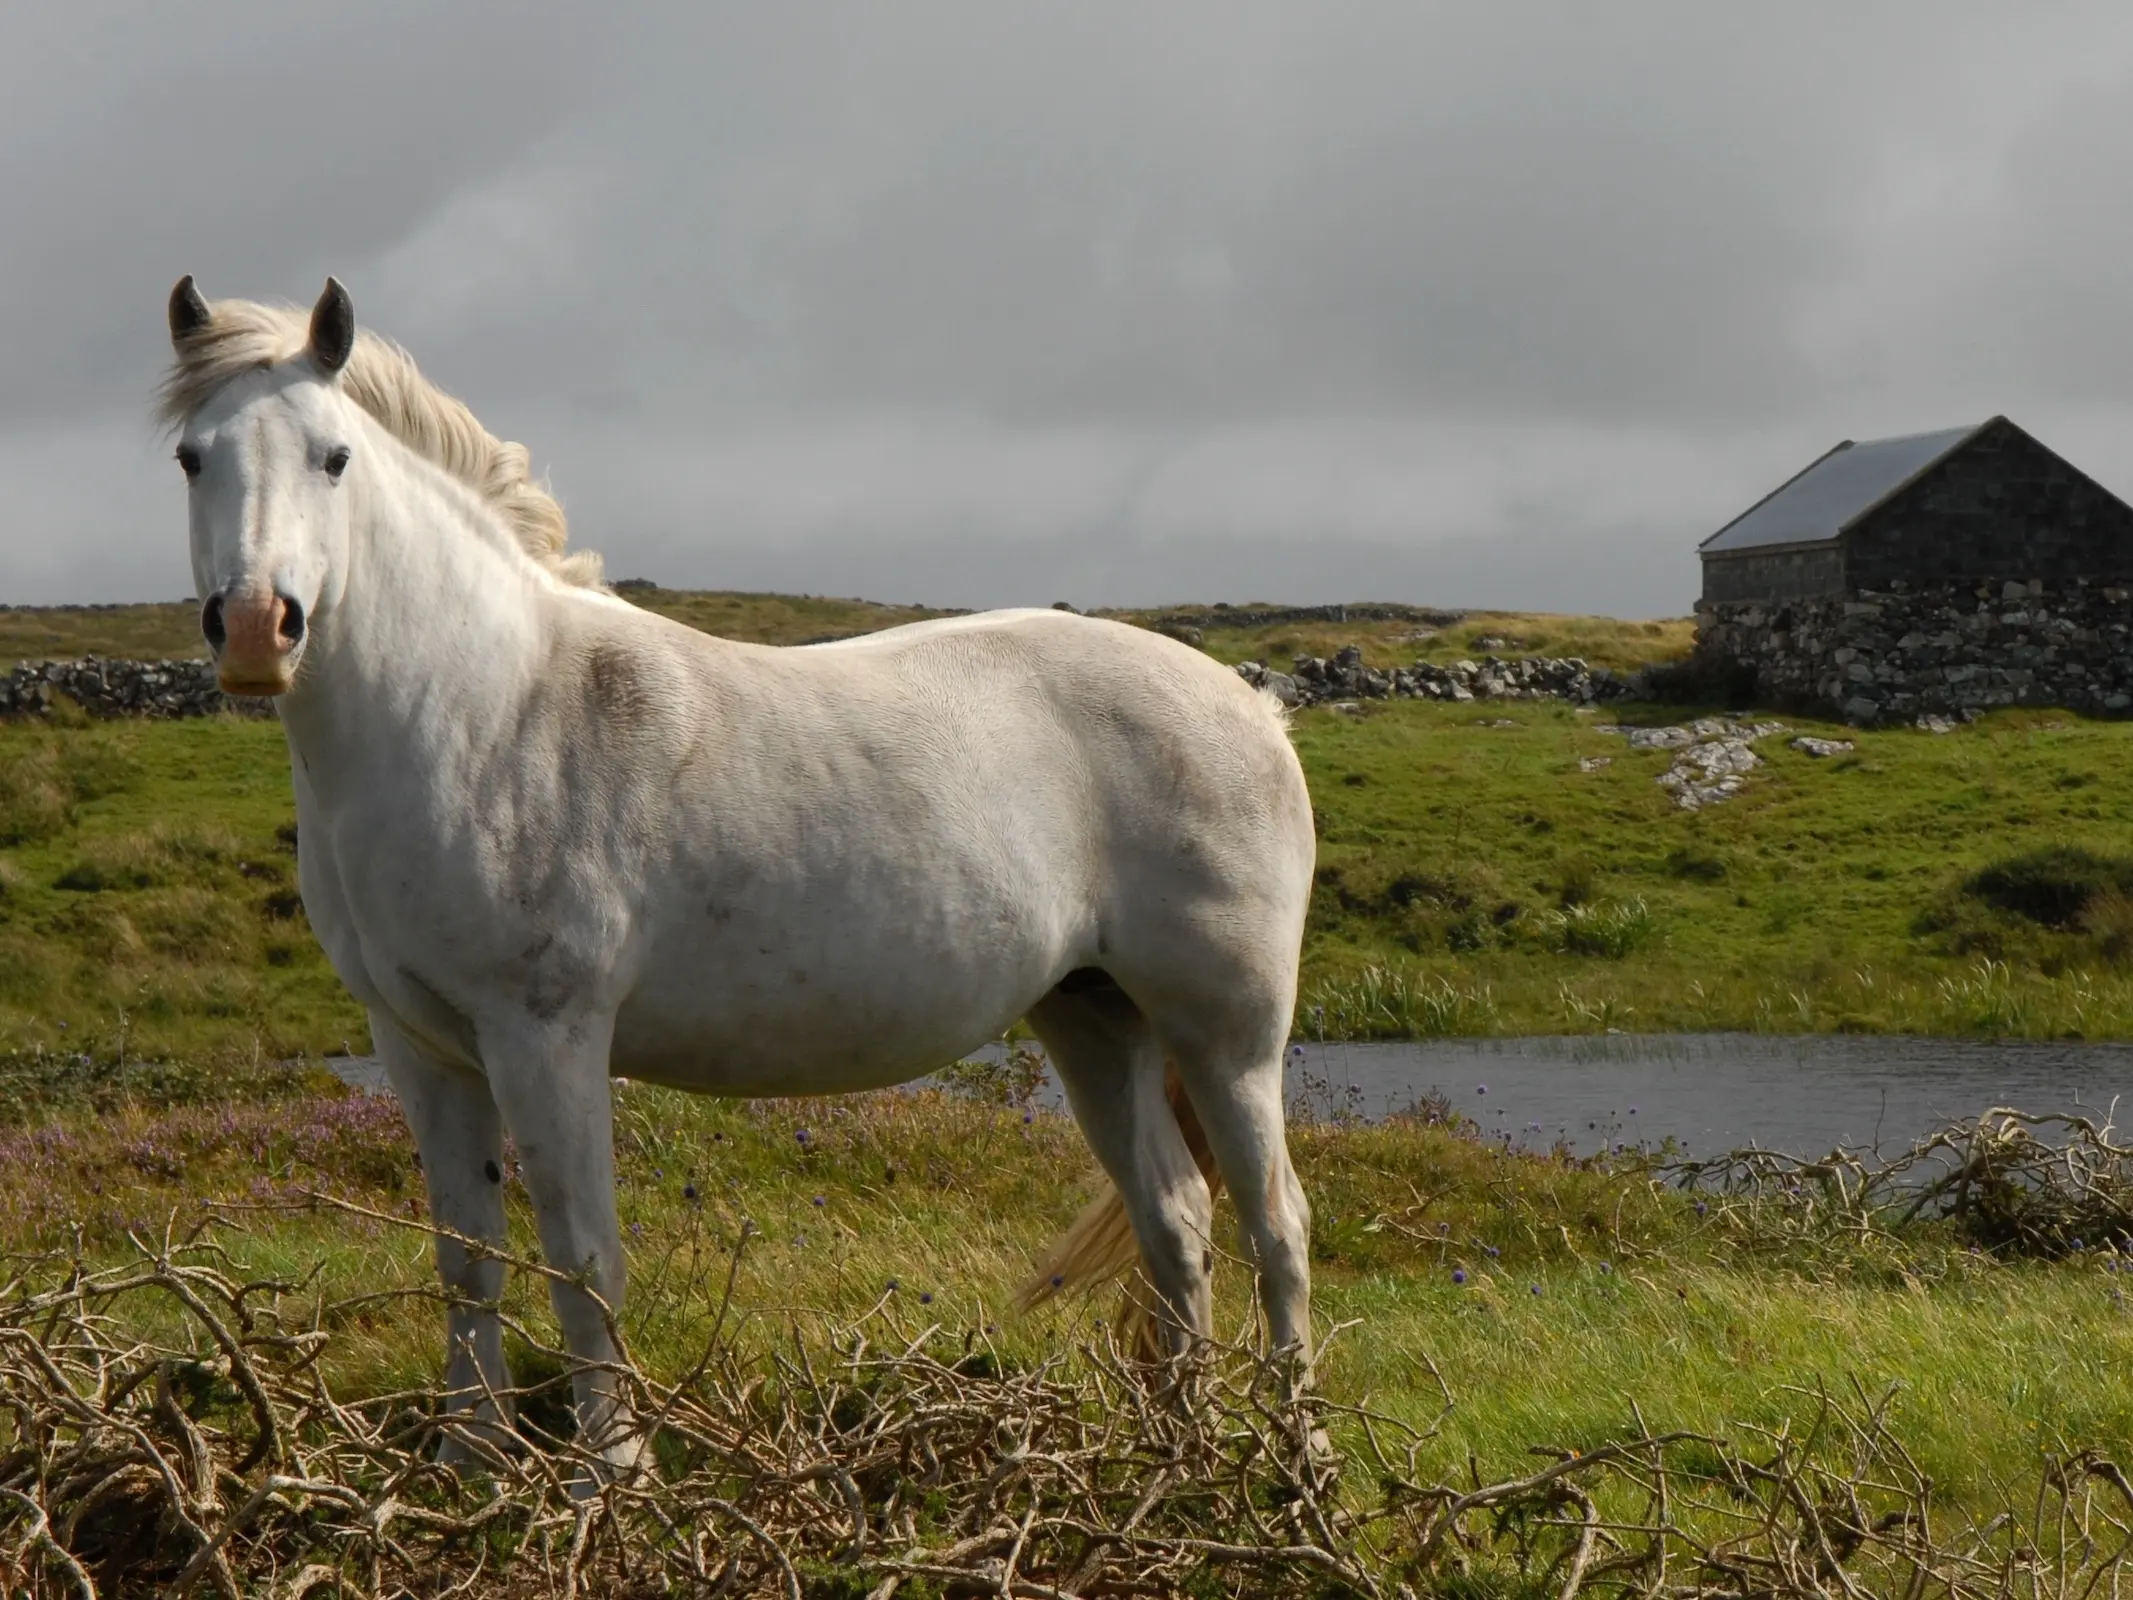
top-left (6, 2), bottom-right (2133, 616)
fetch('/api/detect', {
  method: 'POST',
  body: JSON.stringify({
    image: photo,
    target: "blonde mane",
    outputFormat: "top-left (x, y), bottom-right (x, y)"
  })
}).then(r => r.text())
top-left (157, 298), bottom-right (603, 589)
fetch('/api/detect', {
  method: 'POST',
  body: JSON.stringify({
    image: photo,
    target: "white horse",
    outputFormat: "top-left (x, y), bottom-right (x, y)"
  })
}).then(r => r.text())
top-left (160, 277), bottom-right (1318, 1467)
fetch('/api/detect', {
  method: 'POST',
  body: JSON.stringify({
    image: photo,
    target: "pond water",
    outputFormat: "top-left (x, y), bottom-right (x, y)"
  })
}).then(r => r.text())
top-left (1273, 1034), bottom-right (2133, 1158)
top-left (327, 1033), bottom-right (2133, 1161)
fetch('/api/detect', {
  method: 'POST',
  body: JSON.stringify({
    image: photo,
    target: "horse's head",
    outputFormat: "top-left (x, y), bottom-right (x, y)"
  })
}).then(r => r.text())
top-left (165, 276), bottom-right (361, 697)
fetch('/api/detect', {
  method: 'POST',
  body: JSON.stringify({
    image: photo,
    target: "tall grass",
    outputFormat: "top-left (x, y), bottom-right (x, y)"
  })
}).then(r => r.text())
top-left (1302, 965), bottom-right (1503, 1038)
top-left (1539, 895), bottom-right (1657, 957)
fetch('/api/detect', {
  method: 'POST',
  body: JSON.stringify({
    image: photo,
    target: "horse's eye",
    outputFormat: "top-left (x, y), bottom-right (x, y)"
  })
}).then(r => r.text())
top-left (323, 446), bottom-right (351, 480)
top-left (175, 445), bottom-right (202, 479)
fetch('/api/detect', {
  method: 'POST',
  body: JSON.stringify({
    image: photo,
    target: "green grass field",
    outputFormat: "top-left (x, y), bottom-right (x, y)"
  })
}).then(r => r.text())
top-left (1297, 697), bottom-right (2133, 1038)
top-left (9, 696), bottom-right (2133, 1070)
top-left (8, 591), bottom-right (2133, 1065)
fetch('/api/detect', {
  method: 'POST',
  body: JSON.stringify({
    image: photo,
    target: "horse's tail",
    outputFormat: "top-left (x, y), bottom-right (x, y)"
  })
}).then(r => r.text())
top-left (1018, 1063), bottom-right (1224, 1361)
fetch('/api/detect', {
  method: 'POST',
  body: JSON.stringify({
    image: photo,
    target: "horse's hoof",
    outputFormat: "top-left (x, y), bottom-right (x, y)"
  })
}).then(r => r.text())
top-left (437, 1422), bottom-right (520, 1473)
top-left (1301, 1424), bottom-right (1339, 1489)
top-left (567, 1429), bottom-right (655, 1498)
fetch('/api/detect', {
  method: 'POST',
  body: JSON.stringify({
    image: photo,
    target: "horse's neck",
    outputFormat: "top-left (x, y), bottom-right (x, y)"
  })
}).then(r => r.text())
top-left (279, 436), bottom-right (551, 802)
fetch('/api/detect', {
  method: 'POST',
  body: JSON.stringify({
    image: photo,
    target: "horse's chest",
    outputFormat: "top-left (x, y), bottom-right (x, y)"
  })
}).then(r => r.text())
top-left (299, 807), bottom-right (592, 1045)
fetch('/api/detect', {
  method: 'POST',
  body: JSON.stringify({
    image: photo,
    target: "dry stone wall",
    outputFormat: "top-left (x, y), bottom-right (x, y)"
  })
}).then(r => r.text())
top-left (1695, 580), bottom-right (2133, 725)
top-left (0, 657), bottom-right (272, 719)
top-left (1236, 645), bottom-right (1651, 708)
top-left (5, 641), bottom-right (1654, 722)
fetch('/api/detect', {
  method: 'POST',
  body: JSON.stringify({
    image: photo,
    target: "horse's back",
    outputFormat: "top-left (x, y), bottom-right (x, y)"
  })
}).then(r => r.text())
top-left (753, 606), bottom-right (1309, 890)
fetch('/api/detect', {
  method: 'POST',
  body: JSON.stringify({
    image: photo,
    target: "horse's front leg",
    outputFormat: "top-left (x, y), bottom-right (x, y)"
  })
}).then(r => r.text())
top-left (372, 1014), bottom-right (514, 1465)
top-left (480, 1012), bottom-right (644, 1482)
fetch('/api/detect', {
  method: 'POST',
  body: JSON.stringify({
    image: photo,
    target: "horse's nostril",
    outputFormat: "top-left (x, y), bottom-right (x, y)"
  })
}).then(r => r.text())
top-left (201, 595), bottom-right (227, 650)
top-left (278, 596), bottom-right (306, 645)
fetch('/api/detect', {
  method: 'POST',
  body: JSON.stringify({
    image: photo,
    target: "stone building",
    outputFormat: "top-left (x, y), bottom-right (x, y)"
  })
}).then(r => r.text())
top-left (1694, 417), bottom-right (2133, 722)
top-left (1699, 416), bottom-right (2133, 605)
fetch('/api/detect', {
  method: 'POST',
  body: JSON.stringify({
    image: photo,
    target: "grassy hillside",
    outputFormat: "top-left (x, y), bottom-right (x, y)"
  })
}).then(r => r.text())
top-left (9, 697), bottom-right (2133, 1072)
top-left (0, 600), bottom-right (206, 660)
top-left (0, 587), bottom-right (961, 662)
top-left (15, 590), bottom-right (2133, 1060)
top-left (1145, 605), bottom-right (1696, 674)
top-left (0, 716), bottom-right (350, 1085)
top-left (1295, 698), bottom-right (2133, 1037)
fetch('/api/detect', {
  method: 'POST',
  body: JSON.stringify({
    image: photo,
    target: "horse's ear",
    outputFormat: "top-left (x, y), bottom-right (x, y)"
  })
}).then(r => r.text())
top-left (308, 277), bottom-right (355, 375)
top-left (168, 275), bottom-right (211, 345)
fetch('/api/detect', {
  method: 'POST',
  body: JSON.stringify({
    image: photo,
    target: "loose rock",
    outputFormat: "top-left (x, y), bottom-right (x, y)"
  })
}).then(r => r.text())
top-left (1596, 718), bottom-right (1788, 810)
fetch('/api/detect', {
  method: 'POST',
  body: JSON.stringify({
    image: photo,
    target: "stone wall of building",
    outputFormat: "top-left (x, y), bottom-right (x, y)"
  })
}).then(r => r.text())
top-left (1845, 420), bottom-right (2133, 593)
top-left (0, 658), bottom-right (272, 719)
top-left (1695, 580), bottom-right (2133, 724)
top-left (1700, 543), bottom-right (1846, 605)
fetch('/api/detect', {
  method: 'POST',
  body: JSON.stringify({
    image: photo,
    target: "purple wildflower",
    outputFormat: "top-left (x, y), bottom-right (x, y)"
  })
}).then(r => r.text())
top-left (1451, 1268), bottom-right (1467, 1285)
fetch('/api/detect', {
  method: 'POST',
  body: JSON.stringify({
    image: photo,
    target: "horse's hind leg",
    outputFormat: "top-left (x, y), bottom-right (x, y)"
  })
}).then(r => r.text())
top-left (1159, 992), bottom-right (1314, 1363)
top-left (1028, 978), bottom-right (1215, 1355)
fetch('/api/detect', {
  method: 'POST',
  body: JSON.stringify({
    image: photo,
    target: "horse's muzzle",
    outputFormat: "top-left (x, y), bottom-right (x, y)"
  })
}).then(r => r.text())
top-left (206, 587), bottom-right (305, 696)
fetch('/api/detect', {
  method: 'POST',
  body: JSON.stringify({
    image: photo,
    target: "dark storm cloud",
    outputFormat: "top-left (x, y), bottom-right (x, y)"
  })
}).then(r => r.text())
top-left (5, 2), bottom-right (2133, 613)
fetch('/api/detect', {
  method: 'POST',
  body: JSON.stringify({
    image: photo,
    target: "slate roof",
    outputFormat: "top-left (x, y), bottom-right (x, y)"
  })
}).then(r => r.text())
top-left (1700, 421), bottom-right (1990, 555)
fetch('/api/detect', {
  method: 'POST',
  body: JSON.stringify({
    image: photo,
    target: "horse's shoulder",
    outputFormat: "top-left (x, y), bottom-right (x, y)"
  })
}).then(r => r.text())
top-left (532, 594), bottom-right (732, 736)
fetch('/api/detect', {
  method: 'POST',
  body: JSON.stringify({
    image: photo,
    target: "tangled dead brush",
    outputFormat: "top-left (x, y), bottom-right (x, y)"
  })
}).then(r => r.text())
top-left (0, 1204), bottom-right (2129, 1598)
top-left (1664, 1104), bottom-right (2133, 1258)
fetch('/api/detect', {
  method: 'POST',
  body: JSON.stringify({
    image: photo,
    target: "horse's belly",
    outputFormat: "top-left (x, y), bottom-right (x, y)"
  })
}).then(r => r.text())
top-left (607, 940), bottom-right (1047, 1097)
